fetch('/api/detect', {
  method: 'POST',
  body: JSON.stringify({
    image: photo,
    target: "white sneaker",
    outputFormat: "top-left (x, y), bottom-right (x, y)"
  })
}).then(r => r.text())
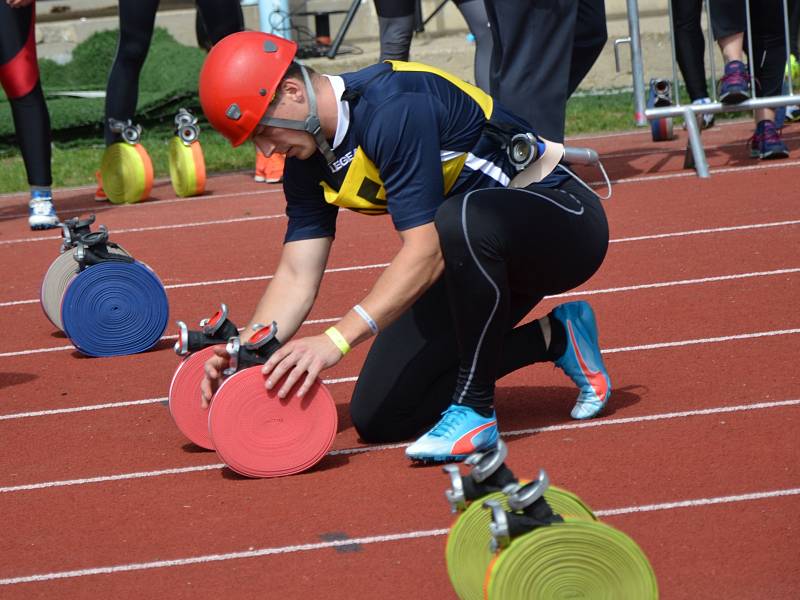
top-left (28, 193), bottom-right (59, 230)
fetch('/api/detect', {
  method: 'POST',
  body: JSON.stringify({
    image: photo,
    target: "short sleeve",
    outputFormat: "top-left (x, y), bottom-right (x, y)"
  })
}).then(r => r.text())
top-left (282, 155), bottom-right (339, 243)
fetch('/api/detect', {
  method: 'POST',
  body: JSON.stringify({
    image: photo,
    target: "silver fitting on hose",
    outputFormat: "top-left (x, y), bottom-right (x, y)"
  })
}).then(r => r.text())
top-left (223, 336), bottom-right (241, 377)
top-left (507, 132), bottom-right (539, 171)
top-left (465, 439), bottom-right (508, 483)
top-left (174, 108), bottom-right (200, 145)
top-left (485, 499), bottom-right (511, 553)
top-left (443, 464), bottom-right (466, 513)
top-left (199, 303), bottom-right (230, 336)
top-left (108, 118), bottom-right (142, 145)
top-left (174, 321), bottom-right (190, 355)
top-left (507, 469), bottom-right (549, 512)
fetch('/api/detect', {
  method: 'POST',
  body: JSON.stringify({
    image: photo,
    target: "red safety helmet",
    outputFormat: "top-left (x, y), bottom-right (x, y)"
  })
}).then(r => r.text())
top-left (199, 31), bottom-right (298, 147)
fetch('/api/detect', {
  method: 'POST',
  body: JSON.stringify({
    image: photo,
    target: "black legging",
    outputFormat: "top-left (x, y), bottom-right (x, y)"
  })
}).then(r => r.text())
top-left (710, 0), bottom-right (788, 97)
top-left (671, 0), bottom-right (710, 101)
top-left (350, 177), bottom-right (608, 442)
top-left (104, 0), bottom-right (242, 144)
top-left (0, 1), bottom-right (51, 187)
top-left (373, 0), bottom-right (493, 91)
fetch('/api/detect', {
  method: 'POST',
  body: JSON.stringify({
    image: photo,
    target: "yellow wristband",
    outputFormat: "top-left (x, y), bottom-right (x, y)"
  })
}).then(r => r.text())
top-left (325, 326), bottom-right (351, 355)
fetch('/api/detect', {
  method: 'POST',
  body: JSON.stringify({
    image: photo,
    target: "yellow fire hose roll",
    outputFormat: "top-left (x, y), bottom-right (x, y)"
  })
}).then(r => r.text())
top-left (446, 486), bottom-right (597, 600)
top-left (168, 136), bottom-right (206, 197)
top-left (484, 517), bottom-right (659, 600)
top-left (100, 142), bottom-right (154, 204)
top-left (168, 108), bottom-right (206, 197)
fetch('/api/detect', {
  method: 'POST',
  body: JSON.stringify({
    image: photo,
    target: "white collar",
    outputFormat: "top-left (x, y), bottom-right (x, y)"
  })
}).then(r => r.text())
top-left (323, 74), bottom-right (349, 150)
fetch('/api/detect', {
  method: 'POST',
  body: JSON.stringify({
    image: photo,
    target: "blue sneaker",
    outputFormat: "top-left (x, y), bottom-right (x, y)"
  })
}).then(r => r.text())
top-left (718, 60), bottom-right (751, 105)
top-left (552, 301), bottom-right (611, 420)
top-left (749, 120), bottom-right (789, 160)
top-left (405, 405), bottom-right (498, 463)
top-left (28, 190), bottom-right (59, 230)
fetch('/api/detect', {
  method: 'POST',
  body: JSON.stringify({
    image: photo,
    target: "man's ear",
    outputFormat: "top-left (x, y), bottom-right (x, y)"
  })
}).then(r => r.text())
top-left (278, 78), bottom-right (305, 104)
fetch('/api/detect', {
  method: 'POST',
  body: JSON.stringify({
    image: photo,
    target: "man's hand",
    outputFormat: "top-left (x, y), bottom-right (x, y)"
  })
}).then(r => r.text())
top-left (261, 333), bottom-right (343, 398)
top-left (200, 344), bottom-right (231, 408)
top-left (7, 0), bottom-right (35, 8)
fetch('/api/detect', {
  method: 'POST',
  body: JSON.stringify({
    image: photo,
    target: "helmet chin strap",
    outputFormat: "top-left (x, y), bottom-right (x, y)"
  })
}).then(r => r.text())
top-left (259, 64), bottom-right (338, 166)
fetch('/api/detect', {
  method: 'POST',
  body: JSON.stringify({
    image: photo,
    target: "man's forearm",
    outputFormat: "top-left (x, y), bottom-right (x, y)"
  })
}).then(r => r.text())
top-left (241, 237), bottom-right (331, 344)
top-left (242, 272), bottom-right (317, 343)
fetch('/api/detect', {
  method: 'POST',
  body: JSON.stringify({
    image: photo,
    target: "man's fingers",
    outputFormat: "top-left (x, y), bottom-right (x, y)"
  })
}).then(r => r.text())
top-left (262, 345), bottom-right (291, 378)
top-left (200, 381), bottom-right (211, 409)
top-left (295, 371), bottom-right (319, 398)
top-left (278, 364), bottom-right (308, 398)
top-left (264, 349), bottom-right (296, 390)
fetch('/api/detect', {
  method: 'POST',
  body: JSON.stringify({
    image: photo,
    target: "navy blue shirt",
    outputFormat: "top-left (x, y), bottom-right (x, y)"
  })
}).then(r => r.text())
top-left (283, 61), bottom-right (564, 243)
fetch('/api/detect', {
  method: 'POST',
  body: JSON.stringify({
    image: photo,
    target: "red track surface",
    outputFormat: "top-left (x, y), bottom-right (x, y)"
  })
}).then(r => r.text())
top-left (1, 120), bottom-right (799, 599)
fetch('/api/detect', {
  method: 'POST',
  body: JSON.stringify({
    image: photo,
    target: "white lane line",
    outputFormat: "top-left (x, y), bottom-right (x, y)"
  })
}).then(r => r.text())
top-left (3, 212), bottom-right (798, 308)
top-left (553, 267), bottom-right (800, 298)
top-left (603, 328), bottom-right (800, 354)
top-left (1, 328), bottom-right (798, 418)
top-left (2, 398), bottom-right (798, 490)
top-left (0, 316), bottom-right (341, 359)
top-left (3, 156), bottom-right (798, 247)
top-left (0, 212), bottom-right (287, 246)
top-left (567, 118), bottom-right (751, 141)
top-left (596, 131), bottom-right (800, 161)
top-left (610, 220), bottom-right (800, 244)
top-left (1, 485), bottom-right (798, 585)
top-left (595, 487), bottom-right (800, 517)
top-left (1, 464), bottom-right (224, 493)
top-left (163, 262), bottom-right (390, 291)
top-left (0, 186), bottom-right (284, 220)
top-left (2, 267), bottom-right (797, 357)
top-left (0, 262), bottom-right (390, 309)
top-left (594, 159), bottom-right (800, 186)
top-left (0, 398), bottom-right (169, 420)
top-left (328, 398), bottom-right (800, 456)
top-left (2, 217), bottom-right (797, 307)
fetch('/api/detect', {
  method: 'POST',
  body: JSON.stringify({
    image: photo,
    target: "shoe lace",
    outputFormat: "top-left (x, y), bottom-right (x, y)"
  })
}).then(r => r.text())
top-left (722, 70), bottom-right (750, 87)
top-left (761, 123), bottom-right (784, 146)
top-left (428, 406), bottom-right (470, 438)
top-left (30, 199), bottom-right (54, 216)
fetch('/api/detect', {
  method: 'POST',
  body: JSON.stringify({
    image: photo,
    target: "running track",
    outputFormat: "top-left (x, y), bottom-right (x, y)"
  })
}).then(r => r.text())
top-left (1, 120), bottom-right (798, 599)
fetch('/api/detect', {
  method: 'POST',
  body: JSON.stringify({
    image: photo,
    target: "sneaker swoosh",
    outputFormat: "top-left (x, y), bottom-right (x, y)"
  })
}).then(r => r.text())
top-left (567, 320), bottom-right (609, 401)
top-left (451, 421), bottom-right (496, 456)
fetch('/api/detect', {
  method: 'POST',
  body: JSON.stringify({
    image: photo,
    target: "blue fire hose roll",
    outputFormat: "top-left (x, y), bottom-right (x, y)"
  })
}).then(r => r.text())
top-left (61, 261), bottom-right (169, 357)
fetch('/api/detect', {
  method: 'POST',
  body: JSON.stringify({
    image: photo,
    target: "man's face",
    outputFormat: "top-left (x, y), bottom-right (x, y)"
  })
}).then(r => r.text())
top-left (251, 87), bottom-right (317, 160)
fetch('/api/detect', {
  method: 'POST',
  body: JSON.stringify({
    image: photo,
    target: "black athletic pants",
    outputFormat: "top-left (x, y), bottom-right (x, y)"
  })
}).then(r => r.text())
top-left (0, 1), bottom-right (51, 187)
top-left (104, 0), bottom-right (242, 144)
top-left (350, 177), bottom-right (608, 442)
top-left (671, 0), bottom-right (710, 101)
top-left (373, 0), bottom-right (493, 92)
top-left (483, 0), bottom-right (607, 143)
